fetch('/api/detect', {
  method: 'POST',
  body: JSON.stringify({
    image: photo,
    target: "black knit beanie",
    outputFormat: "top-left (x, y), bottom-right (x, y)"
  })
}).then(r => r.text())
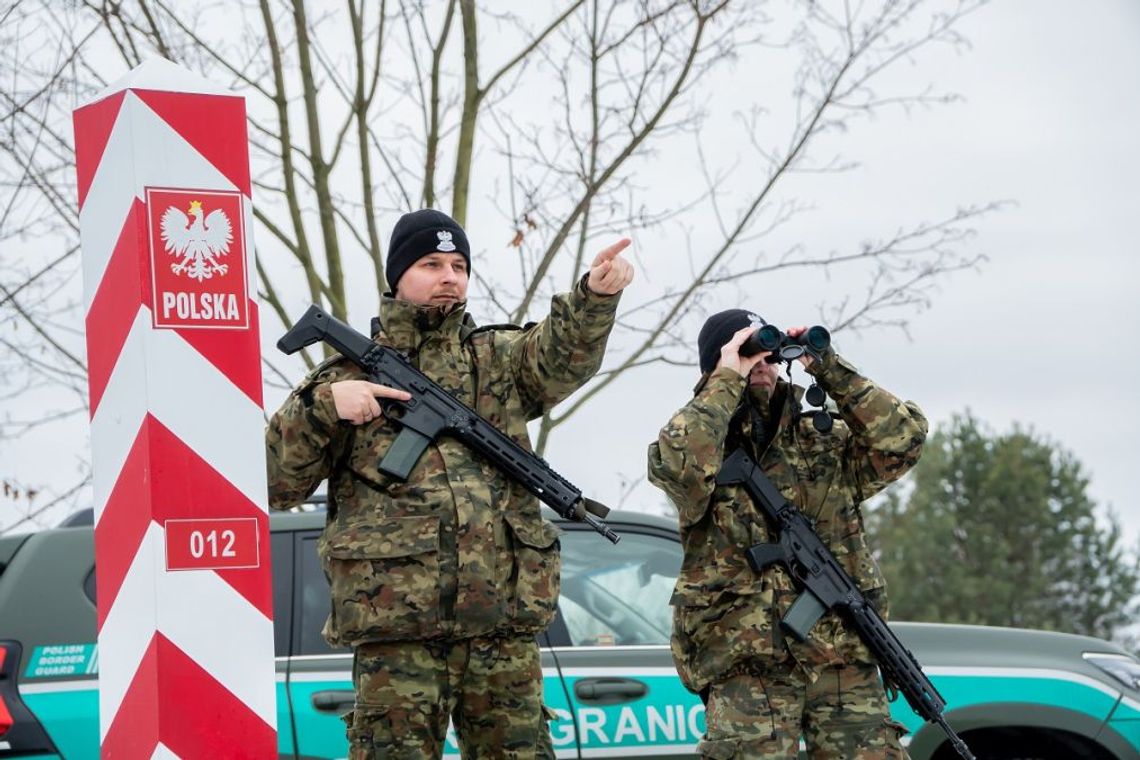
top-left (697, 308), bottom-right (766, 374)
top-left (386, 209), bottom-right (471, 291)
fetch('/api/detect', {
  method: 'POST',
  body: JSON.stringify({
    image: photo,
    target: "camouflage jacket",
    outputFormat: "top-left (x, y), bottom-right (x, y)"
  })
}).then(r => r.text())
top-left (647, 350), bottom-right (927, 693)
top-left (267, 278), bottom-right (620, 646)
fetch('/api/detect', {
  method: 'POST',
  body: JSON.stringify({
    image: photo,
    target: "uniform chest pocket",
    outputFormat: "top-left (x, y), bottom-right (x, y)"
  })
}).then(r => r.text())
top-left (503, 512), bottom-right (561, 631)
top-left (323, 515), bottom-right (441, 643)
top-left (675, 588), bottom-right (780, 689)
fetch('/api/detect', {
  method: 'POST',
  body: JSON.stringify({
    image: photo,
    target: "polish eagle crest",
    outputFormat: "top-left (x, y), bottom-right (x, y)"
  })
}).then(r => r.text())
top-left (160, 200), bottom-right (233, 281)
top-left (436, 230), bottom-right (456, 252)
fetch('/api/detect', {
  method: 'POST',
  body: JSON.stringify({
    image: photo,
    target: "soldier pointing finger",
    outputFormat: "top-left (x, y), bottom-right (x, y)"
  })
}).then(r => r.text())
top-left (267, 209), bottom-right (634, 759)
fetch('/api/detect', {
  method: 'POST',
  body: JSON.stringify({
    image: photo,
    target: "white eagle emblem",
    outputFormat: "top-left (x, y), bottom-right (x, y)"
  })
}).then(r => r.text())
top-left (160, 200), bottom-right (233, 281)
top-left (436, 230), bottom-right (456, 252)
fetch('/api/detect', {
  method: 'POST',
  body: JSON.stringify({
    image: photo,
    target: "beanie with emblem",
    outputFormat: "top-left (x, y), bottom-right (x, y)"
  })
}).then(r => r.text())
top-left (386, 209), bottom-right (471, 292)
top-left (697, 308), bottom-right (766, 375)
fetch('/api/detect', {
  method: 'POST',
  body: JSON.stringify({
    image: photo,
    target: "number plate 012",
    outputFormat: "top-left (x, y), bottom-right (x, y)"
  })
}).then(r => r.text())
top-left (164, 517), bottom-right (261, 571)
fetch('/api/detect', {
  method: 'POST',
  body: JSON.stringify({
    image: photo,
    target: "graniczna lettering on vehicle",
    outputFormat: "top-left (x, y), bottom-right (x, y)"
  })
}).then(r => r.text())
top-left (647, 349), bottom-right (929, 694)
top-left (265, 276), bottom-right (620, 645)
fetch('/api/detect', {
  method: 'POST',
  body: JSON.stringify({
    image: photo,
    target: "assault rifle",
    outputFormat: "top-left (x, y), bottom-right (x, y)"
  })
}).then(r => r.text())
top-left (716, 448), bottom-right (975, 760)
top-left (278, 305), bottom-right (620, 544)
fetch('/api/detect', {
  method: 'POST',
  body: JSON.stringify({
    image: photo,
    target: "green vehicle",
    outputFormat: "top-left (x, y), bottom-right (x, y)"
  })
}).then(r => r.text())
top-left (1, 509), bottom-right (1138, 759)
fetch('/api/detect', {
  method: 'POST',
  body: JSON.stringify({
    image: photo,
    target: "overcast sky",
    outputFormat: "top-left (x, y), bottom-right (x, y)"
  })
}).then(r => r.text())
top-left (532, 0), bottom-right (1140, 549)
top-left (2, 0), bottom-right (1138, 556)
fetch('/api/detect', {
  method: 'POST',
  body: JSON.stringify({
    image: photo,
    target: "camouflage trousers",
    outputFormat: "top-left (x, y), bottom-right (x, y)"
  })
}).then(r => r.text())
top-left (345, 634), bottom-right (555, 759)
top-left (698, 661), bottom-right (909, 759)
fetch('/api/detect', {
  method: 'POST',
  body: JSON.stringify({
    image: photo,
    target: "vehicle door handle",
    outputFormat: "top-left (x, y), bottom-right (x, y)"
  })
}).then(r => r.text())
top-left (311, 689), bottom-right (355, 713)
top-left (574, 678), bottom-right (648, 704)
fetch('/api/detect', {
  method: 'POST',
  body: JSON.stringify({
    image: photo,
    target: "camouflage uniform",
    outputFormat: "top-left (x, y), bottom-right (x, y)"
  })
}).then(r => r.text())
top-left (267, 278), bottom-right (619, 759)
top-left (647, 349), bottom-right (927, 759)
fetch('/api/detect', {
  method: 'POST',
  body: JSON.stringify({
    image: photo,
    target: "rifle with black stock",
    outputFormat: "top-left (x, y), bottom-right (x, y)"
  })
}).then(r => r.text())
top-left (716, 448), bottom-right (975, 760)
top-left (278, 304), bottom-right (620, 544)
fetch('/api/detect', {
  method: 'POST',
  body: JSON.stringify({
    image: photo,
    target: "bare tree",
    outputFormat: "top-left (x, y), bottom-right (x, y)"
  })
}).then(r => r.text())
top-left (0, 0), bottom-right (995, 532)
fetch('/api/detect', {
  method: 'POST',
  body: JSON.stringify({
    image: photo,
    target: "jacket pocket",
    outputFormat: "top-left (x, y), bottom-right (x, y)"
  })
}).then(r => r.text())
top-left (503, 512), bottom-right (561, 631)
top-left (675, 589), bottom-right (778, 689)
top-left (323, 515), bottom-right (441, 643)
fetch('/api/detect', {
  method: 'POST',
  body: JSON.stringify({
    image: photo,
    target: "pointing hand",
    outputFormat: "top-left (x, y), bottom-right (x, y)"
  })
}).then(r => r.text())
top-left (587, 238), bottom-right (634, 295)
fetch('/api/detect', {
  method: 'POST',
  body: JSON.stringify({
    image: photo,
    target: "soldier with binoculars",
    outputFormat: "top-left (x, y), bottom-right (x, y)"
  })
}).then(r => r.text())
top-left (648, 308), bottom-right (929, 759)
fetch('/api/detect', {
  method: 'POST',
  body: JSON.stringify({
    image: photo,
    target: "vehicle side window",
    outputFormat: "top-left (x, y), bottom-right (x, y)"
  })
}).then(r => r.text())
top-left (83, 566), bottom-right (97, 607)
top-left (557, 530), bottom-right (681, 647)
top-left (270, 532), bottom-right (293, 657)
top-left (297, 534), bottom-right (349, 655)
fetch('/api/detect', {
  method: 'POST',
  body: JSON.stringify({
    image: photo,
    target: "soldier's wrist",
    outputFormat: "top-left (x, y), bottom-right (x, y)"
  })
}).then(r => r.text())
top-left (805, 348), bottom-right (858, 389)
top-left (305, 382), bottom-right (341, 430)
top-left (579, 272), bottom-right (621, 301)
top-left (708, 365), bottom-right (747, 386)
top-left (574, 274), bottom-right (622, 322)
top-left (701, 367), bottom-right (747, 407)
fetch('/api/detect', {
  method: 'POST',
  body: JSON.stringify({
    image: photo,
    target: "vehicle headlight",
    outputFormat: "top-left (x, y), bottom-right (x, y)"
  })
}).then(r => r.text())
top-left (1084, 652), bottom-right (1140, 691)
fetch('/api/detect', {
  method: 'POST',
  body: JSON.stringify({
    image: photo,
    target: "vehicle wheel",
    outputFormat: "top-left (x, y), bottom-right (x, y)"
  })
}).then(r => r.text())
top-left (932, 730), bottom-right (1113, 760)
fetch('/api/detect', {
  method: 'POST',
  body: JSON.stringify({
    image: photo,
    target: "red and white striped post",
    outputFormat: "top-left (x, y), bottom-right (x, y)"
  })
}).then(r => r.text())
top-left (74, 58), bottom-right (277, 758)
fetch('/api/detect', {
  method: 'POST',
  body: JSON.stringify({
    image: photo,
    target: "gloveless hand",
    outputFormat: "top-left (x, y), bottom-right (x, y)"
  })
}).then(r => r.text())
top-left (587, 238), bottom-right (635, 295)
top-left (785, 325), bottom-right (815, 368)
top-left (716, 325), bottom-right (770, 378)
top-left (330, 380), bottom-right (412, 426)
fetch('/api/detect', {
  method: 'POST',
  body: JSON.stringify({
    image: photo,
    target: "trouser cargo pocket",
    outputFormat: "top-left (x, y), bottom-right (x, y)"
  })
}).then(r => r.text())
top-left (347, 705), bottom-right (441, 760)
top-left (696, 736), bottom-right (742, 760)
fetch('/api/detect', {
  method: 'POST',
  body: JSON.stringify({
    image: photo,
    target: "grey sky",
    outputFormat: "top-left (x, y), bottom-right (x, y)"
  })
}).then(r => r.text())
top-left (531, 0), bottom-right (1140, 546)
top-left (2, 0), bottom-right (1137, 555)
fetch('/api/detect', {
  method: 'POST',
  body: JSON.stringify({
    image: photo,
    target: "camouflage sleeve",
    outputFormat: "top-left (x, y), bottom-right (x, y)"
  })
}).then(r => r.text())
top-left (509, 275), bottom-right (621, 419)
top-left (265, 360), bottom-right (359, 510)
top-left (647, 368), bottom-right (746, 528)
top-left (806, 348), bottom-right (928, 500)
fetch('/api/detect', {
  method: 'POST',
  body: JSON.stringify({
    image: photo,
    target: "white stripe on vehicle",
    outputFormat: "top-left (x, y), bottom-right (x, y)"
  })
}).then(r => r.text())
top-left (284, 667), bottom-right (560, 682)
top-left (20, 680), bottom-right (98, 695)
top-left (556, 666), bottom-right (681, 678)
top-left (580, 745), bottom-right (698, 757)
top-left (547, 645), bottom-right (670, 653)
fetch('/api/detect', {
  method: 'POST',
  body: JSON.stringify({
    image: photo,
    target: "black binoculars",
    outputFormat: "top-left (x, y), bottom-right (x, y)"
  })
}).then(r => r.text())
top-left (741, 324), bottom-right (830, 364)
